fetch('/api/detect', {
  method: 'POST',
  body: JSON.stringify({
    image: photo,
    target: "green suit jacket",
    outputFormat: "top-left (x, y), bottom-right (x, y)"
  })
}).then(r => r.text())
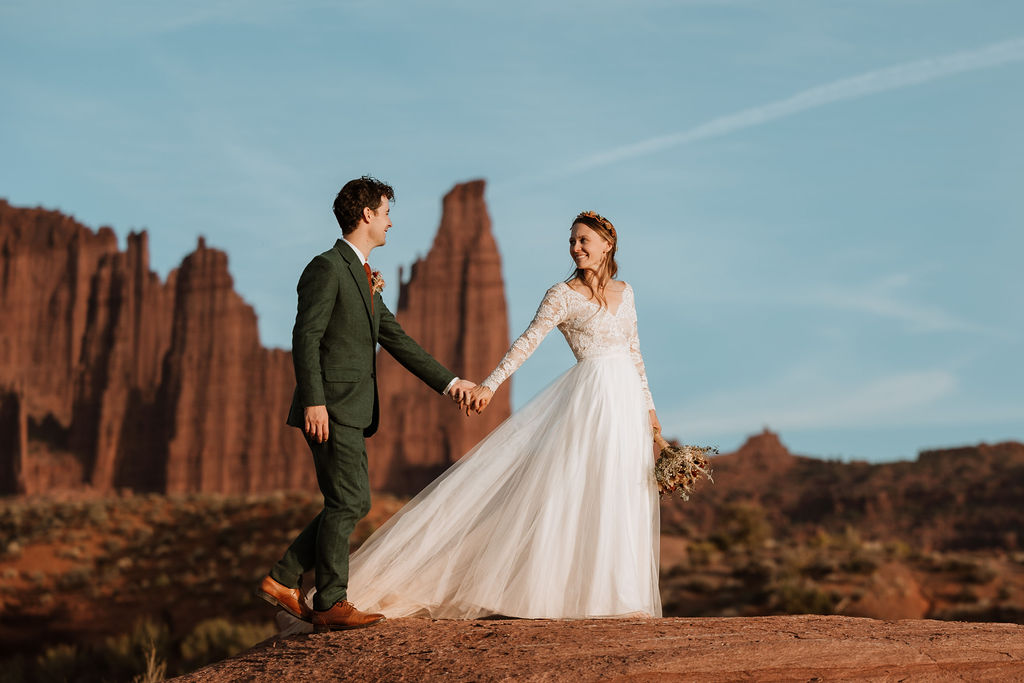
top-left (287, 239), bottom-right (455, 437)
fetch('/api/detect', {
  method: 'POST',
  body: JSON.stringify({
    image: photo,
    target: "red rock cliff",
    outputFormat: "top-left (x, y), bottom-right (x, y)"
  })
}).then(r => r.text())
top-left (0, 187), bottom-right (513, 497)
top-left (369, 180), bottom-right (512, 495)
top-left (0, 199), bottom-right (311, 494)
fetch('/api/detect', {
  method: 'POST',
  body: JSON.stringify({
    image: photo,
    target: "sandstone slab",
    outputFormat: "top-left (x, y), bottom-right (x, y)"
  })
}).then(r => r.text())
top-left (174, 615), bottom-right (1024, 682)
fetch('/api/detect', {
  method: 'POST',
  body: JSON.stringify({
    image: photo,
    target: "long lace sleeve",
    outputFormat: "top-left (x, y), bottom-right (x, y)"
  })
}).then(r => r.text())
top-left (482, 285), bottom-right (568, 392)
top-left (627, 286), bottom-right (656, 410)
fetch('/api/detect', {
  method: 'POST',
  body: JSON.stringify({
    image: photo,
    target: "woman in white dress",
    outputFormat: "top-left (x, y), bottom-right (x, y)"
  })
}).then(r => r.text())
top-left (296, 210), bottom-right (662, 624)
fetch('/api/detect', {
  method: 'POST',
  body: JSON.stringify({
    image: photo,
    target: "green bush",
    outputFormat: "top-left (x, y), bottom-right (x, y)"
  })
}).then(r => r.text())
top-left (710, 503), bottom-right (772, 551)
top-left (771, 580), bottom-right (838, 615)
top-left (179, 618), bottom-right (275, 671)
top-left (840, 553), bottom-right (879, 575)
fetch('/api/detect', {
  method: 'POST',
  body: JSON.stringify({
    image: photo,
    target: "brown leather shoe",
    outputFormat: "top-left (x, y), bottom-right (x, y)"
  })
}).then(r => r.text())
top-left (257, 575), bottom-right (312, 622)
top-left (312, 600), bottom-right (385, 632)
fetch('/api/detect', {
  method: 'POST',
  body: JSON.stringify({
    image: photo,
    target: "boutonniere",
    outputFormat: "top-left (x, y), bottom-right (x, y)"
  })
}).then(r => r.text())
top-left (370, 270), bottom-right (385, 296)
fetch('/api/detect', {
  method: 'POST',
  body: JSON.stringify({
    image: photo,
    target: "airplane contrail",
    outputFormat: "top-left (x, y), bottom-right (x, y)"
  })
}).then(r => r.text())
top-left (547, 37), bottom-right (1024, 178)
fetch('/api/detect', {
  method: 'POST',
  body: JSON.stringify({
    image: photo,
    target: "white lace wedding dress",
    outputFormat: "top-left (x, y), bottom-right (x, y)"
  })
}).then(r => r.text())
top-left (285, 281), bottom-right (661, 628)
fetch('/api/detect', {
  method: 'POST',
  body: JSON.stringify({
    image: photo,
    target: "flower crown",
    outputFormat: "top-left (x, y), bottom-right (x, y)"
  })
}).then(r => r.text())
top-left (574, 210), bottom-right (617, 241)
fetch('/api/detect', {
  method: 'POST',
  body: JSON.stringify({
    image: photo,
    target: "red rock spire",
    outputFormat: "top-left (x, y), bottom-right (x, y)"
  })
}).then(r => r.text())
top-left (368, 180), bottom-right (512, 495)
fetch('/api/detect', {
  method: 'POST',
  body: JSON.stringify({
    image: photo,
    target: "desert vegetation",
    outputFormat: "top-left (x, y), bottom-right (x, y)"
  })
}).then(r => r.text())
top-left (2, 477), bottom-right (1023, 680)
top-left (0, 492), bottom-right (401, 681)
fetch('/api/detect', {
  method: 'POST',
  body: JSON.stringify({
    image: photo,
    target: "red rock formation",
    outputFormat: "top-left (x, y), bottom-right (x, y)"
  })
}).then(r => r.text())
top-left (368, 180), bottom-right (512, 495)
top-left (0, 201), bottom-right (118, 434)
top-left (160, 239), bottom-right (309, 493)
top-left (0, 186), bottom-right (512, 497)
top-left (661, 429), bottom-right (1024, 551)
top-left (0, 199), bottom-right (311, 494)
top-left (0, 389), bottom-right (27, 493)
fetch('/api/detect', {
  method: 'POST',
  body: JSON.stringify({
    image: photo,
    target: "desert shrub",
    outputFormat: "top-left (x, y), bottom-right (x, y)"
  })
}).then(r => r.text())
top-left (710, 503), bottom-right (772, 551)
top-left (85, 503), bottom-right (109, 525)
top-left (131, 639), bottom-right (166, 683)
top-left (800, 555), bottom-right (838, 580)
top-left (57, 566), bottom-right (94, 590)
top-left (883, 540), bottom-right (912, 560)
top-left (733, 558), bottom-right (777, 587)
top-left (834, 526), bottom-right (862, 552)
top-left (941, 556), bottom-right (999, 584)
top-left (32, 643), bottom-right (80, 683)
top-left (3, 540), bottom-right (22, 560)
top-left (687, 540), bottom-right (718, 567)
top-left (840, 553), bottom-right (878, 575)
top-left (56, 545), bottom-right (84, 560)
top-left (663, 563), bottom-right (690, 579)
top-left (682, 577), bottom-right (716, 593)
top-left (178, 618), bottom-right (274, 671)
top-left (771, 580), bottom-right (838, 615)
top-left (99, 618), bottom-right (170, 677)
top-left (964, 560), bottom-right (997, 585)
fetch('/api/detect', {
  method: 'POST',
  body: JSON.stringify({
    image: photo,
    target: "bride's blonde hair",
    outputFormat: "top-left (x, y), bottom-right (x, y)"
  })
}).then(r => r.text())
top-left (569, 210), bottom-right (618, 309)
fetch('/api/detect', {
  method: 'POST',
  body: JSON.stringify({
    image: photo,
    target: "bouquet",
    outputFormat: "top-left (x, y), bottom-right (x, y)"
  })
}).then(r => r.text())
top-left (653, 432), bottom-right (715, 501)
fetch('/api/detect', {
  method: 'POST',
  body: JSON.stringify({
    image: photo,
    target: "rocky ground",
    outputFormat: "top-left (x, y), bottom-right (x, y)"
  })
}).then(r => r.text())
top-left (174, 615), bottom-right (1024, 682)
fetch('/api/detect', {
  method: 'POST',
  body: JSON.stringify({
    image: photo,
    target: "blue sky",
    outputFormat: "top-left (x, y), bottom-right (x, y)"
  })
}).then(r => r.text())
top-left (2, 1), bottom-right (1022, 462)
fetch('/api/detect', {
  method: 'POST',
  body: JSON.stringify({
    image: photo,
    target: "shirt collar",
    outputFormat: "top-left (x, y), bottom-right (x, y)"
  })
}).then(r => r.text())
top-left (341, 237), bottom-right (369, 267)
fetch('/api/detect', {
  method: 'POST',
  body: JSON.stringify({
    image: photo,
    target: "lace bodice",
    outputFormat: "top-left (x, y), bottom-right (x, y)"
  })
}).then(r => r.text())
top-left (482, 282), bottom-right (655, 409)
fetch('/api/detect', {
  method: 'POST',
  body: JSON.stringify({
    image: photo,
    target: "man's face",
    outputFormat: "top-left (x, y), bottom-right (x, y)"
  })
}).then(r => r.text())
top-left (366, 195), bottom-right (392, 248)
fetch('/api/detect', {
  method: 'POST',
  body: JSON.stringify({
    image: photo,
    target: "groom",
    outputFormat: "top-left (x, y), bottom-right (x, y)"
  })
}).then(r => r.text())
top-left (258, 176), bottom-right (475, 632)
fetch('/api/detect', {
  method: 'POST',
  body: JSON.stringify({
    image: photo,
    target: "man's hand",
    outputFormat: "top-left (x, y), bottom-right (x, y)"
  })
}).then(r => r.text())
top-left (447, 379), bottom-right (476, 413)
top-left (304, 405), bottom-right (329, 443)
top-left (468, 386), bottom-right (494, 414)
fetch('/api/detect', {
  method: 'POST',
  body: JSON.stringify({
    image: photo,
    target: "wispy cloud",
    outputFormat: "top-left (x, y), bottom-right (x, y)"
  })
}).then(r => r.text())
top-left (673, 366), bottom-right (959, 436)
top-left (546, 36), bottom-right (1024, 179)
top-left (801, 273), bottom-right (1008, 337)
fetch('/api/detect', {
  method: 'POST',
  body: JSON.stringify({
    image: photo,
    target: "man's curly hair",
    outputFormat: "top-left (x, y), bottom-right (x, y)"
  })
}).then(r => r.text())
top-left (333, 176), bottom-right (395, 234)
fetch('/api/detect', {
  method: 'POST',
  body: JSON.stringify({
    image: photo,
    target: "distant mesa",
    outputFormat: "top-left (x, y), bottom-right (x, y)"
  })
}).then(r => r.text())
top-left (662, 429), bottom-right (1024, 552)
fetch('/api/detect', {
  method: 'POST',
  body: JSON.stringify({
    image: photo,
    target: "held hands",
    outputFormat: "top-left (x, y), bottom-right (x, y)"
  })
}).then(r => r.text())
top-left (448, 379), bottom-right (477, 416)
top-left (448, 379), bottom-right (476, 403)
top-left (446, 379), bottom-right (492, 416)
top-left (467, 385), bottom-right (493, 414)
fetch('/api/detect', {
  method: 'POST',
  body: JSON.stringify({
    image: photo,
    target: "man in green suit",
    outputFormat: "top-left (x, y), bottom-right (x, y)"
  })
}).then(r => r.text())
top-left (258, 176), bottom-right (475, 631)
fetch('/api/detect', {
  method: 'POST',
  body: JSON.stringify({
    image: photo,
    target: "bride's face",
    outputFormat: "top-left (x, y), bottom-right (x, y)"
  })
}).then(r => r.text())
top-left (569, 223), bottom-right (611, 272)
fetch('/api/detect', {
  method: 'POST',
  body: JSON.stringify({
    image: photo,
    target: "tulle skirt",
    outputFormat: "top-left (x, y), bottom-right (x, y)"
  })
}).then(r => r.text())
top-left (301, 352), bottom-right (661, 622)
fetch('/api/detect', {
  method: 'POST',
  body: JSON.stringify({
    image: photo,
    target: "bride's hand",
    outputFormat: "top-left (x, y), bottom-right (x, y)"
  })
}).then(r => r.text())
top-left (468, 386), bottom-right (493, 414)
top-left (649, 410), bottom-right (661, 436)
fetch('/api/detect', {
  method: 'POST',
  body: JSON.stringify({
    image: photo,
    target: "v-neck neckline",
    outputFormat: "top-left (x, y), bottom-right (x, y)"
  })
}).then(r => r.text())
top-left (561, 281), bottom-right (627, 317)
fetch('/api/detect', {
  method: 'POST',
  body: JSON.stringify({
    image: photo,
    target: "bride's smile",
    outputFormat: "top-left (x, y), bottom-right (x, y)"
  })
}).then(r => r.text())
top-left (569, 224), bottom-right (611, 272)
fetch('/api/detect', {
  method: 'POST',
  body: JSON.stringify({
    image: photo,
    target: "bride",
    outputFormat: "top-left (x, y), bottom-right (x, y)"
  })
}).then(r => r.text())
top-left (289, 210), bottom-right (662, 629)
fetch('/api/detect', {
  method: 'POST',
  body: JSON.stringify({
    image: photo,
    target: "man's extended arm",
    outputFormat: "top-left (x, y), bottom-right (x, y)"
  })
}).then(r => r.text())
top-left (377, 301), bottom-right (473, 401)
